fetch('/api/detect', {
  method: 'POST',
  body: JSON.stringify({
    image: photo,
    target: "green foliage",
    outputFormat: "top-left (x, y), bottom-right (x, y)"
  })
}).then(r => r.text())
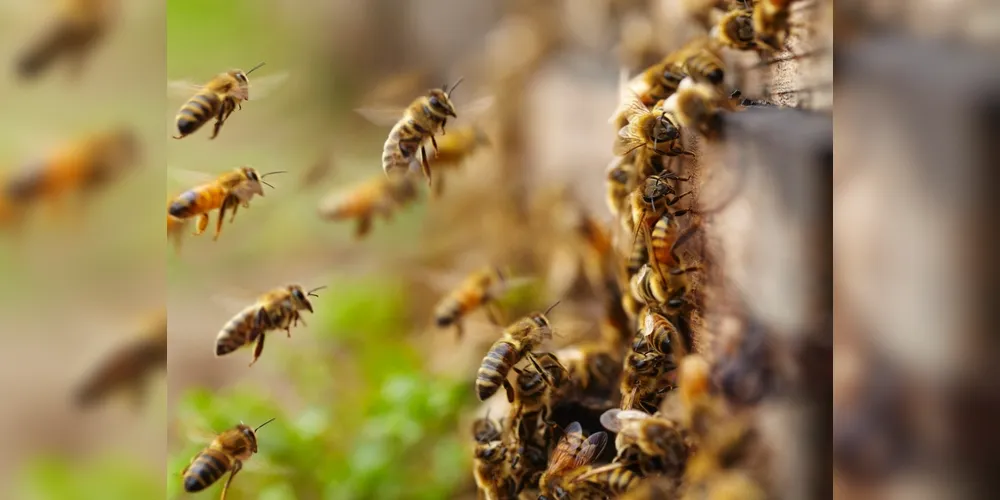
top-left (167, 278), bottom-right (476, 499)
top-left (16, 455), bottom-right (162, 500)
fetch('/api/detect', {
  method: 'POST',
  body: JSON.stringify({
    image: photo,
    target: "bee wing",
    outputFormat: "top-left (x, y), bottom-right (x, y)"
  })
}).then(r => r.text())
top-left (572, 431), bottom-right (609, 468)
top-left (619, 91), bottom-right (651, 122)
top-left (168, 79), bottom-right (206, 99)
top-left (599, 408), bottom-right (651, 433)
top-left (459, 95), bottom-right (496, 120)
top-left (209, 289), bottom-right (264, 315)
top-left (354, 106), bottom-right (408, 127)
top-left (167, 167), bottom-right (216, 188)
top-left (248, 72), bottom-right (290, 100)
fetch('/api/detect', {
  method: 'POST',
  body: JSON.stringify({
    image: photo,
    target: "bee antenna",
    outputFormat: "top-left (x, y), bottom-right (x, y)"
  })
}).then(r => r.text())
top-left (307, 285), bottom-right (327, 297)
top-left (261, 181), bottom-right (276, 189)
top-left (261, 170), bottom-right (287, 178)
top-left (542, 301), bottom-right (561, 316)
top-left (246, 62), bottom-right (266, 75)
top-left (447, 77), bottom-right (465, 97)
top-left (254, 417), bottom-right (276, 432)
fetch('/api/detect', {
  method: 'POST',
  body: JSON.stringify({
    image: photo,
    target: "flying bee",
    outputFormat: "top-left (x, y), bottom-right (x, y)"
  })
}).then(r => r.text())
top-left (620, 350), bottom-right (676, 411)
top-left (74, 309), bottom-right (167, 409)
top-left (425, 125), bottom-right (491, 197)
top-left (15, 0), bottom-right (117, 80)
top-left (433, 266), bottom-right (510, 339)
top-left (475, 302), bottom-right (561, 402)
top-left (170, 63), bottom-right (287, 140)
top-left (167, 166), bottom-right (284, 241)
top-left (316, 172), bottom-right (419, 238)
top-left (713, 7), bottom-right (756, 50)
top-left (537, 421), bottom-right (609, 500)
top-left (600, 409), bottom-right (689, 471)
top-left (376, 79), bottom-right (462, 186)
top-left (215, 284), bottom-right (326, 367)
top-left (614, 93), bottom-right (690, 158)
top-left (181, 418), bottom-right (275, 500)
top-left (3, 127), bottom-right (139, 220)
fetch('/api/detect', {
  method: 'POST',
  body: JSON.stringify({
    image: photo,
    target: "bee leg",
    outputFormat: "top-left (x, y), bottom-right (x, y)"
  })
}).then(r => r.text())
top-left (249, 334), bottom-right (265, 367)
top-left (502, 379), bottom-right (515, 403)
top-left (453, 321), bottom-right (463, 340)
top-left (431, 135), bottom-right (440, 155)
top-left (214, 198), bottom-right (232, 241)
top-left (220, 460), bottom-right (242, 500)
top-left (355, 216), bottom-right (372, 238)
top-left (419, 145), bottom-right (433, 187)
top-left (195, 214), bottom-right (209, 235)
top-left (526, 352), bottom-right (556, 388)
top-left (210, 117), bottom-right (226, 140)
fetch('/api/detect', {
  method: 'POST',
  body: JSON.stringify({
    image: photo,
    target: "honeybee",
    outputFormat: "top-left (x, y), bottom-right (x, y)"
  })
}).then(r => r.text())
top-left (74, 309), bottom-right (167, 409)
top-left (537, 421), bottom-right (609, 500)
top-left (572, 461), bottom-right (642, 497)
top-left (170, 62), bottom-right (278, 140)
top-left (378, 79), bottom-right (463, 186)
top-left (753, 0), bottom-right (796, 52)
top-left (425, 125), bottom-right (491, 196)
top-left (509, 351), bottom-right (568, 432)
top-left (2, 127), bottom-right (139, 220)
top-left (605, 157), bottom-right (636, 218)
top-left (600, 409), bottom-right (689, 470)
top-left (475, 303), bottom-right (561, 402)
top-left (181, 418), bottom-right (275, 500)
top-left (616, 60), bottom-right (687, 115)
top-left (15, 0), bottom-right (117, 80)
top-left (614, 94), bottom-right (690, 158)
top-left (215, 284), bottom-right (326, 367)
top-left (167, 166), bottom-right (283, 241)
top-left (473, 440), bottom-right (515, 500)
top-left (649, 209), bottom-right (699, 276)
top-left (628, 186), bottom-right (693, 268)
top-left (713, 7), bottom-right (756, 50)
top-left (316, 172), bottom-right (419, 238)
top-left (668, 35), bottom-right (727, 87)
top-left (620, 350), bottom-right (676, 411)
top-left (472, 414), bottom-right (503, 444)
top-left (433, 266), bottom-right (509, 338)
top-left (556, 342), bottom-right (621, 403)
top-left (663, 77), bottom-right (735, 141)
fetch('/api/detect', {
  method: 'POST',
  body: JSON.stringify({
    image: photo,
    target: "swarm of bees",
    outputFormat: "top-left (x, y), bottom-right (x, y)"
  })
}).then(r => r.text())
top-left (158, 0), bottom-right (825, 497)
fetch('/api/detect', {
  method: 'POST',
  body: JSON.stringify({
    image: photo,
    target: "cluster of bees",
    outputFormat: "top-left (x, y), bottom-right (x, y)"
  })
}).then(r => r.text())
top-left (464, 0), bottom-right (820, 498)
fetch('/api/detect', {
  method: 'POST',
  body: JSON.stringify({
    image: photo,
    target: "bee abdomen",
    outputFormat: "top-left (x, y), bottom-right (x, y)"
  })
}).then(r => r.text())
top-left (216, 308), bottom-right (257, 356)
top-left (607, 469), bottom-right (639, 495)
top-left (168, 190), bottom-right (201, 218)
top-left (183, 451), bottom-right (230, 492)
top-left (176, 93), bottom-right (219, 136)
top-left (476, 341), bottom-right (518, 401)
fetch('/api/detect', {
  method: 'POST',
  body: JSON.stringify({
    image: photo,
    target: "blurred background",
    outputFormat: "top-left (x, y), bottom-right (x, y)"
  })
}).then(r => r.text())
top-left (0, 0), bottom-right (165, 498)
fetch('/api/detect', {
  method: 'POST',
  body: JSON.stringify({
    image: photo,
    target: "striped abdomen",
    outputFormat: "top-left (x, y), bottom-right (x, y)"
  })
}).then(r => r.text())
top-left (183, 449), bottom-right (232, 492)
top-left (627, 236), bottom-right (648, 276)
top-left (589, 468), bottom-right (639, 495)
top-left (169, 184), bottom-right (228, 219)
top-left (476, 340), bottom-right (521, 401)
top-left (434, 286), bottom-right (487, 327)
top-left (176, 90), bottom-right (223, 138)
top-left (381, 118), bottom-right (426, 175)
top-left (682, 50), bottom-right (724, 85)
top-left (650, 217), bottom-right (678, 269)
top-left (216, 305), bottom-right (260, 356)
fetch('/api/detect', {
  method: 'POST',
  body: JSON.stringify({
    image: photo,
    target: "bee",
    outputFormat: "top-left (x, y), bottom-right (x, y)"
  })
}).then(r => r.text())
top-left (649, 208), bottom-right (699, 276)
top-left (472, 440), bottom-right (514, 500)
top-left (614, 94), bottom-right (690, 158)
top-left (172, 62), bottom-right (266, 140)
top-left (425, 125), bottom-right (491, 196)
top-left (627, 183), bottom-right (693, 268)
top-left (618, 60), bottom-right (688, 114)
top-left (600, 409), bottom-right (689, 471)
top-left (631, 263), bottom-right (701, 320)
top-left (753, 0), bottom-right (796, 52)
top-left (713, 7), bottom-right (756, 50)
top-left (15, 0), bottom-right (117, 80)
top-left (556, 342), bottom-right (622, 402)
top-left (663, 77), bottom-right (734, 141)
top-left (605, 157), bottom-right (636, 218)
top-left (181, 418), bottom-right (275, 499)
top-left (380, 79), bottom-right (463, 186)
top-left (3, 127), bottom-right (139, 217)
top-left (537, 421), bottom-right (609, 500)
top-left (300, 148), bottom-right (336, 191)
top-left (316, 172), bottom-right (419, 238)
top-left (475, 302), bottom-right (561, 403)
top-left (572, 462), bottom-right (642, 497)
top-left (620, 350), bottom-right (676, 411)
top-left (74, 309), bottom-right (167, 409)
top-left (669, 35), bottom-right (727, 86)
top-left (215, 285), bottom-right (326, 367)
top-left (509, 351), bottom-right (569, 434)
top-left (472, 414), bottom-right (503, 444)
top-left (433, 266), bottom-right (509, 339)
top-left (167, 166), bottom-right (283, 241)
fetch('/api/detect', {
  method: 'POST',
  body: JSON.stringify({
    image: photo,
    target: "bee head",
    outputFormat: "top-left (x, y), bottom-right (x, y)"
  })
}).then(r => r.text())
top-left (291, 285), bottom-right (327, 313)
top-left (652, 112), bottom-right (680, 144)
top-left (240, 167), bottom-right (267, 197)
top-left (232, 62), bottom-right (264, 101)
top-left (427, 88), bottom-right (457, 118)
top-left (660, 67), bottom-right (684, 89)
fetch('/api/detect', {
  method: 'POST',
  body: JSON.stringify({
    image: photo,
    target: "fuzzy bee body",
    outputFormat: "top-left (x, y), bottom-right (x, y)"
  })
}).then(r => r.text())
top-left (215, 285), bottom-right (324, 366)
top-left (381, 81), bottom-right (461, 186)
top-left (433, 266), bottom-right (506, 337)
top-left (476, 310), bottom-right (556, 402)
top-left (182, 419), bottom-right (274, 498)
top-left (167, 166), bottom-right (279, 241)
top-left (173, 64), bottom-right (264, 140)
top-left (317, 173), bottom-right (418, 238)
